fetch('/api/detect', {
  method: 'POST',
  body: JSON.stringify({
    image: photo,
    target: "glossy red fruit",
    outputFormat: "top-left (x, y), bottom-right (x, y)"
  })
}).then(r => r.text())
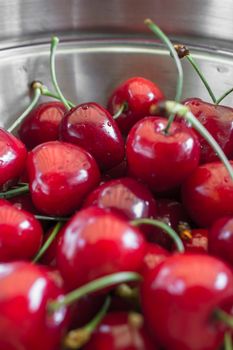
top-left (182, 161), bottom-right (233, 227)
top-left (180, 228), bottom-right (208, 253)
top-left (183, 98), bottom-right (233, 163)
top-left (56, 207), bottom-right (146, 291)
top-left (0, 262), bottom-right (68, 350)
top-left (83, 312), bottom-right (157, 350)
top-left (18, 102), bottom-right (66, 149)
top-left (0, 199), bottom-right (43, 262)
top-left (140, 242), bottom-right (169, 276)
top-left (126, 117), bottom-right (200, 193)
top-left (141, 254), bottom-right (233, 350)
top-left (60, 102), bottom-right (125, 170)
top-left (0, 128), bottom-right (27, 189)
top-left (27, 141), bottom-right (100, 216)
top-left (9, 193), bottom-right (38, 214)
top-left (209, 217), bottom-right (233, 267)
top-left (107, 77), bottom-right (164, 135)
top-left (83, 177), bottom-right (157, 221)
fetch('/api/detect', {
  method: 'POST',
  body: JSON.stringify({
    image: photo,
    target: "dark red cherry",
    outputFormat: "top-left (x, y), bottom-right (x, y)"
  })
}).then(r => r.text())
top-left (107, 77), bottom-right (164, 134)
top-left (209, 217), bottom-right (233, 267)
top-left (9, 193), bottom-right (38, 214)
top-left (27, 141), bottom-right (100, 216)
top-left (183, 98), bottom-right (233, 163)
top-left (56, 207), bottom-right (146, 291)
top-left (0, 199), bottom-right (43, 262)
top-left (141, 254), bottom-right (233, 350)
top-left (182, 161), bottom-right (233, 227)
top-left (126, 117), bottom-right (200, 193)
top-left (60, 102), bottom-right (125, 170)
top-left (40, 226), bottom-right (64, 267)
top-left (180, 228), bottom-right (208, 253)
top-left (140, 242), bottom-right (169, 275)
top-left (0, 128), bottom-right (27, 189)
top-left (0, 261), bottom-right (68, 350)
top-left (82, 177), bottom-right (157, 221)
top-left (18, 101), bottom-right (66, 149)
top-left (83, 312), bottom-right (157, 350)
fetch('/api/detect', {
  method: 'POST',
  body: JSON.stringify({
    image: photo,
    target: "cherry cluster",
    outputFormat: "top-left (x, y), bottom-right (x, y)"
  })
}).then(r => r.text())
top-left (1, 20), bottom-right (233, 350)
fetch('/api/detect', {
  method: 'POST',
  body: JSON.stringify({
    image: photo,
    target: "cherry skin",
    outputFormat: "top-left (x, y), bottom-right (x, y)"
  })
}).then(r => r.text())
top-left (82, 177), bottom-right (157, 221)
top-left (60, 102), bottom-right (125, 170)
top-left (18, 101), bottom-right (66, 150)
top-left (126, 117), bottom-right (200, 193)
top-left (180, 228), bottom-right (208, 254)
top-left (56, 207), bottom-right (146, 291)
top-left (182, 161), bottom-right (233, 227)
top-left (9, 193), bottom-right (38, 214)
top-left (27, 141), bottom-right (100, 216)
top-left (0, 262), bottom-right (69, 350)
top-left (141, 253), bottom-right (233, 350)
top-left (0, 199), bottom-right (43, 262)
top-left (0, 128), bottom-right (27, 189)
top-left (140, 242), bottom-right (170, 276)
top-left (83, 312), bottom-right (157, 350)
top-left (107, 76), bottom-right (164, 135)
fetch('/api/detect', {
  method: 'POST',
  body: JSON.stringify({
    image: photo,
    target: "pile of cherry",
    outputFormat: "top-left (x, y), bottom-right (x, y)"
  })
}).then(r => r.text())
top-left (1, 20), bottom-right (233, 350)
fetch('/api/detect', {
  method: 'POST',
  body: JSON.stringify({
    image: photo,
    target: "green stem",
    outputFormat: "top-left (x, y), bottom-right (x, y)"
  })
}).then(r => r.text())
top-left (34, 214), bottom-right (69, 222)
top-left (0, 184), bottom-right (29, 199)
top-left (216, 87), bottom-right (233, 105)
top-left (48, 272), bottom-right (141, 313)
top-left (50, 37), bottom-right (71, 110)
top-left (225, 332), bottom-right (233, 350)
top-left (7, 88), bottom-right (41, 133)
top-left (131, 218), bottom-right (184, 253)
top-left (32, 222), bottom-right (63, 263)
top-left (164, 100), bottom-right (233, 180)
top-left (113, 102), bottom-right (128, 119)
top-left (214, 309), bottom-right (233, 328)
top-left (145, 19), bottom-right (183, 132)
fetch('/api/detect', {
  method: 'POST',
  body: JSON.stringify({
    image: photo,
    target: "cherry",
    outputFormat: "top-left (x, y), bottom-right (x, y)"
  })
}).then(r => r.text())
top-left (0, 128), bottom-right (27, 189)
top-left (83, 312), bottom-right (157, 350)
top-left (9, 193), bottom-right (38, 214)
top-left (56, 207), bottom-right (146, 291)
top-left (39, 225), bottom-right (64, 267)
top-left (27, 140), bottom-right (100, 216)
top-left (0, 199), bottom-right (43, 262)
top-left (141, 253), bottom-right (233, 350)
top-left (126, 117), bottom-right (200, 193)
top-left (82, 177), bottom-right (157, 221)
top-left (182, 161), bottom-right (233, 227)
top-left (60, 102), bottom-right (125, 171)
top-left (18, 101), bottom-right (66, 149)
top-left (140, 242), bottom-right (169, 275)
top-left (180, 228), bottom-right (208, 253)
top-left (0, 261), bottom-right (69, 350)
top-left (107, 77), bottom-right (164, 135)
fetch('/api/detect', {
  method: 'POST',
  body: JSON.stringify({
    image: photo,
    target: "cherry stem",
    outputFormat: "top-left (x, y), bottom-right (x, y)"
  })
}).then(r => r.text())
top-left (144, 19), bottom-right (183, 133)
top-left (32, 221), bottom-right (63, 263)
top-left (225, 332), bottom-right (233, 350)
top-left (48, 271), bottom-right (141, 313)
top-left (216, 87), bottom-right (233, 105)
top-left (131, 218), bottom-right (184, 252)
top-left (34, 214), bottom-right (69, 222)
top-left (164, 100), bottom-right (233, 180)
top-left (113, 102), bottom-right (128, 119)
top-left (0, 184), bottom-right (29, 199)
top-left (214, 309), bottom-right (233, 328)
top-left (7, 87), bottom-right (41, 133)
top-left (50, 36), bottom-right (71, 110)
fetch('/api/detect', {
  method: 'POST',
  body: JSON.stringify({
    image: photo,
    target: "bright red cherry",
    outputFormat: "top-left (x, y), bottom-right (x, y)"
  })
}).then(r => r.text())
top-left (180, 228), bottom-right (208, 253)
top-left (0, 128), bottom-right (27, 189)
top-left (0, 199), bottom-right (43, 262)
top-left (56, 207), bottom-right (146, 291)
top-left (182, 161), bottom-right (233, 227)
top-left (140, 242), bottom-right (169, 276)
top-left (83, 312), bottom-right (157, 350)
top-left (126, 117), bottom-right (200, 193)
top-left (141, 254), bottom-right (233, 350)
top-left (82, 177), bottom-right (157, 221)
top-left (107, 77), bottom-right (164, 134)
top-left (18, 101), bottom-right (66, 149)
top-left (27, 141), bottom-right (100, 216)
top-left (60, 102), bottom-right (125, 170)
top-left (0, 262), bottom-right (68, 350)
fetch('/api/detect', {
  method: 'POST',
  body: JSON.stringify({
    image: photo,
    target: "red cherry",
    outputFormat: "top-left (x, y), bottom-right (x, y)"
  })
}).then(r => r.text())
top-left (40, 226), bottom-right (64, 267)
top-left (180, 228), bottom-right (208, 253)
top-left (0, 262), bottom-right (68, 350)
top-left (82, 177), bottom-right (157, 221)
top-left (126, 117), bottom-right (200, 193)
top-left (83, 312), bottom-right (157, 350)
top-left (0, 199), bottom-right (43, 262)
top-left (140, 242), bottom-right (169, 275)
top-left (182, 161), bottom-right (233, 227)
top-left (141, 253), bottom-right (233, 350)
top-left (107, 77), bottom-right (164, 134)
top-left (9, 193), bottom-right (38, 214)
top-left (18, 102), bottom-right (66, 149)
top-left (56, 207), bottom-right (146, 290)
top-left (27, 141), bottom-right (100, 216)
top-left (60, 102), bottom-right (125, 170)
top-left (0, 128), bottom-right (27, 188)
